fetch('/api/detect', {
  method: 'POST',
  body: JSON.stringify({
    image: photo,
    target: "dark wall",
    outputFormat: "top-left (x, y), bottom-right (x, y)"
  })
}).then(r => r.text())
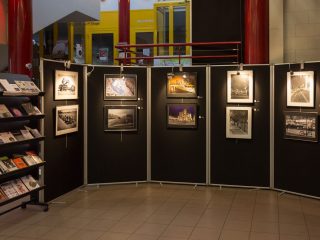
top-left (274, 63), bottom-right (320, 197)
top-left (192, 0), bottom-right (243, 64)
top-left (43, 61), bottom-right (84, 201)
top-left (87, 67), bottom-right (147, 183)
top-left (151, 67), bottom-right (206, 183)
top-left (211, 65), bottom-right (270, 187)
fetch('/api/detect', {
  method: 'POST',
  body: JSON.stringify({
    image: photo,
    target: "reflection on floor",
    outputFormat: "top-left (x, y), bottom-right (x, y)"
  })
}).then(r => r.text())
top-left (0, 183), bottom-right (319, 240)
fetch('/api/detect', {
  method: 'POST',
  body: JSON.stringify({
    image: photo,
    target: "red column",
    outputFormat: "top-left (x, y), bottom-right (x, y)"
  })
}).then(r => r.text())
top-left (8, 0), bottom-right (33, 76)
top-left (244, 0), bottom-right (269, 64)
top-left (118, 0), bottom-right (130, 44)
top-left (0, 1), bottom-right (6, 44)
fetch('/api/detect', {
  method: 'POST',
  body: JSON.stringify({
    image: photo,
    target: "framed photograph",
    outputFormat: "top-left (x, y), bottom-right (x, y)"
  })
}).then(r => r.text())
top-left (167, 72), bottom-right (197, 98)
top-left (104, 74), bottom-right (137, 100)
top-left (104, 105), bottom-right (137, 131)
top-left (226, 106), bottom-right (252, 139)
top-left (227, 70), bottom-right (253, 103)
top-left (167, 104), bottom-right (197, 128)
top-left (284, 111), bottom-right (318, 142)
top-left (287, 71), bottom-right (314, 107)
top-left (55, 105), bottom-right (79, 136)
top-left (55, 70), bottom-right (78, 100)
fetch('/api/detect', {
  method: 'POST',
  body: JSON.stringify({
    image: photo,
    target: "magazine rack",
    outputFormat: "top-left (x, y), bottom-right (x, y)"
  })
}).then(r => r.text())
top-left (0, 73), bottom-right (48, 215)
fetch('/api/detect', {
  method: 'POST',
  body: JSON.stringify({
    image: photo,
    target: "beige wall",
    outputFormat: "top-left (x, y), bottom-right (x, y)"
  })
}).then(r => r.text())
top-left (284, 0), bottom-right (320, 62)
top-left (270, 0), bottom-right (284, 63)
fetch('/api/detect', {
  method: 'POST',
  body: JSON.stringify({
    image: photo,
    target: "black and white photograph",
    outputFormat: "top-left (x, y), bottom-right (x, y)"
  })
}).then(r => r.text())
top-left (284, 111), bottom-right (318, 142)
top-left (227, 70), bottom-right (253, 103)
top-left (287, 71), bottom-right (314, 107)
top-left (55, 70), bottom-right (78, 100)
top-left (104, 74), bottom-right (137, 100)
top-left (55, 105), bottom-right (79, 136)
top-left (104, 105), bottom-right (137, 131)
top-left (226, 106), bottom-right (252, 139)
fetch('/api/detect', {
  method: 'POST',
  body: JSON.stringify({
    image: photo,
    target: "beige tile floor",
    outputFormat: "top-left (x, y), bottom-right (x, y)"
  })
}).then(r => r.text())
top-left (0, 183), bottom-right (319, 240)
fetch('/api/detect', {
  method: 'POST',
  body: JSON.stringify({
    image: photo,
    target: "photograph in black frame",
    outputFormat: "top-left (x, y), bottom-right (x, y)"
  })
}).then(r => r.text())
top-left (104, 105), bottom-right (138, 132)
top-left (167, 72), bottom-right (197, 98)
top-left (284, 111), bottom-right (318, 142)
top-left (167, 103), bottom-right (197, 129)
top-left (104, 74), bottom-right (137, 100)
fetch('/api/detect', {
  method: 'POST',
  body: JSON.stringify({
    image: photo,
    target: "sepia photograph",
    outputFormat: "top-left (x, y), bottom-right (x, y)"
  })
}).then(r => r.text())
top-left (104, 74), bottom-right (137, 100)
top-left (104, 105), bottom-right (137, 131)
top-left (167, 72), bottom-right (197, 98)
top-left (287, 71), bottom-right (314, 107)
top-left (226, 107), bottom-right (252, 139)
top-left (227, 70), bottom-right (253, 103)
top-left (55, 105), bottom-right (79, 136)
top-left (284, 111), bottom-right (318, 142)
top-left (167, 104), bottom-right (197, 128)
top-left (55, 70), bottom-right (78, 100)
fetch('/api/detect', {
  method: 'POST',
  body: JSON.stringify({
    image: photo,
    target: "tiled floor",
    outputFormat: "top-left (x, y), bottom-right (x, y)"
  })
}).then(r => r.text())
top-left (0, 183), bottom-right (319, 240)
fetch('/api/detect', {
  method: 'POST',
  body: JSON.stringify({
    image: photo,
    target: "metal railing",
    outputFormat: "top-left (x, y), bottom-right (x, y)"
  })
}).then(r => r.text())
top-left (115, 41), bottom-right (242, 66)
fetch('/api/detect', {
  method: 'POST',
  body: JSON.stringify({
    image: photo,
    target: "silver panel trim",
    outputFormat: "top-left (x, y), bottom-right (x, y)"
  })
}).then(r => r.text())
top-left (87, 181), bottom-right (148, 186)
top-left (206, 66), bottom-right (211, 184)
top-left (147, 67), bottom-right (152, 181)
top-left (274, 188), bottom-right (320, 200)
top-left (270, 65), bottom-right (275, 189)
top-left (83, 66), bottom-right (88, 185)
top-left (210, 184), bottom-right (269, 190)
top-left (150, 180), bottom-right (206, 186)
top-left (39, 59), bottom-right (45, 202)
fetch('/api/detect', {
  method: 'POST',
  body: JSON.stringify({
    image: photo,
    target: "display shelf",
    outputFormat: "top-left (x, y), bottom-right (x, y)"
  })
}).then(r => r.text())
top-left (0, 92), bottom-right (45, 97)
top-left (0, 186), bottom-right (45, 207)
top-left (0, 115), bottom-right (45, 123)
top-left (0, 162), bottom-right (45, 182)
top-left (0, 74), bottom-right (47, 215)
top-left (0, 136), bottom-right (45, 150)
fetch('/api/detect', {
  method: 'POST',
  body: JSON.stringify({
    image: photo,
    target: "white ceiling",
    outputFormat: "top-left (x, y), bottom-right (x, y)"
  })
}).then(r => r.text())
top-left (32, 0), bottom-right (100, 33)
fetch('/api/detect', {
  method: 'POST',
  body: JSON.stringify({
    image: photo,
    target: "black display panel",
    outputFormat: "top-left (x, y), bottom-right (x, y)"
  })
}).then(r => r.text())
top-left (43, 61), bottom-right (84, 201)
top-left (151, 67), bottom-right (206, 183)
top-left (211, 65), bottom-right (270, 187)
top-left (192, 0), bottom-right (244, 64)
top-left (87, 67), bottom-right (147, 183)
top-left (274, 63), bottom-right (320, 197)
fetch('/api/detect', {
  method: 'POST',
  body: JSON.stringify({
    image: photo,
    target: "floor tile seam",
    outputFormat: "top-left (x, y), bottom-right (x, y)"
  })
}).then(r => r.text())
top-left (13, 224), bottom-right (53, 239)
top-left (186, 190), bottom-right (215, 240)
top-left (109, 194), bottom-right (147, 223)
top-left (217, 188), bottom-right (238, 240)
top-left (128, 191), bottom-right (180, 239)
top-left (248, 190), bottom-right (258, 240)
top-left (144, 191), bottom-right (183, 221)
top-left (276, 192), bottom-right (281, 240)
top-left (299, 197), bottom-right (311, 240)
top-left (155, 197), bottom-right (191, 240)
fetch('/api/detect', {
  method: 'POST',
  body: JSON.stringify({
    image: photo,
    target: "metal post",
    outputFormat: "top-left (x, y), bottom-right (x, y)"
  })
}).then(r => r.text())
top-left (83, 66), bottom-right (88, 185)
top-left (147, 67), bottom-right (152, 181)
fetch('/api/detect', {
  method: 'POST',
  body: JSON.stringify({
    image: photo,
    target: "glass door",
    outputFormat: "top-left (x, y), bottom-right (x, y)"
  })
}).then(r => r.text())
top-left (156, 6), bottom-right (170, 56)
top-left (173, 6), bottom-right (186, 55)
top-left (155, 2), bottom-right (190, 57)
top-left (136, 32), bottom-right (154, 65)
top-left (92, 33), bottom-right (114, 65)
